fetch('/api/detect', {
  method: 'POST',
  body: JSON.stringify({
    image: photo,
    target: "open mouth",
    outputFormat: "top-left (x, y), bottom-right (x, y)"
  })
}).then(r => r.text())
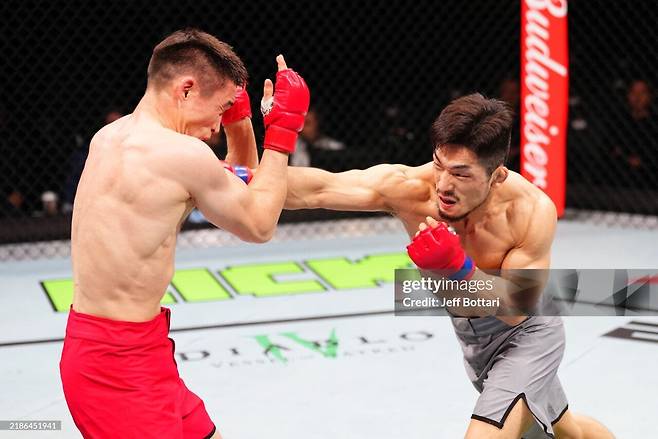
top-left (439, 195), bottom-right (458, 209)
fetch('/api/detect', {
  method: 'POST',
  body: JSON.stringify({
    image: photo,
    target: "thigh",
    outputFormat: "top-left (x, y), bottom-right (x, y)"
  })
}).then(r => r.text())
top-left (465, 397), bottom-right (535, 439)
top-left (552, 410), bottom-right (583, 439)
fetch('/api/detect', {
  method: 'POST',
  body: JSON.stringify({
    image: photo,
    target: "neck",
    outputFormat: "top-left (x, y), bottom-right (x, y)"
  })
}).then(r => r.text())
top-left (134, 89), bottom-right (186, 134)
top-left (451, 187), bottom-right (498, 233)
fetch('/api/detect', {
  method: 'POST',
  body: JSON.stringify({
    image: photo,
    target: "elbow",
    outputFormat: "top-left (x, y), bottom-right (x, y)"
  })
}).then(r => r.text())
top-left (252, 229), bottom-right (275, 243)
top-left (245, 223), bottom-right (276, 243)
top-left (284, 197), bottom-right (308, 210)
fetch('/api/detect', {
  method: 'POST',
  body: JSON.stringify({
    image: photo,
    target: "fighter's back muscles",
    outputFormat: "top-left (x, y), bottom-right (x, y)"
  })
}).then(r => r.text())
top-left (286, 162), bottom-right (435, 215)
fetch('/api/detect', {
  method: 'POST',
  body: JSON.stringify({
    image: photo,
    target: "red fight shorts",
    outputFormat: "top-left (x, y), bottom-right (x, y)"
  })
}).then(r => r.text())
top-left (60, 307), bottom-right (216, 439)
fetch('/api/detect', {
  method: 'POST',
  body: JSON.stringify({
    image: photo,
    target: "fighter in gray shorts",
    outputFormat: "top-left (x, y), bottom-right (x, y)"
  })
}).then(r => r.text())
top-left (286, 93), bottom-right (615, 437)
top-left (452, 316), bottom-right (568, 438)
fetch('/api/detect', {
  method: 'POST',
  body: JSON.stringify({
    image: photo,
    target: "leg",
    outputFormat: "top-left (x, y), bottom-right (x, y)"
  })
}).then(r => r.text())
top-left (465, 398), bottom-right (535, 439)
top-left (553, 410), bottom-right (615, 439)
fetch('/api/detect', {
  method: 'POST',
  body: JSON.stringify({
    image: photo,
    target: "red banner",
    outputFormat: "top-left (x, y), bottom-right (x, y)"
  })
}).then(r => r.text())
top-left (520, 0), bottom-right (569, 216)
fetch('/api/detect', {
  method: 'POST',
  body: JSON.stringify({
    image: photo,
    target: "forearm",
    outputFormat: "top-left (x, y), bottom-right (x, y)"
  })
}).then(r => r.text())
top-left (285, 166), bottom-right (330, 209)
top-left (224, 119), bottom-right (258, 168)
top-left (245, 150), bottom-right (290, 236)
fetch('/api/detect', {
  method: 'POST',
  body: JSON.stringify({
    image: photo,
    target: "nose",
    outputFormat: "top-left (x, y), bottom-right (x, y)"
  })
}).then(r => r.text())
top-left (435, 170), bottom-right (455, 193)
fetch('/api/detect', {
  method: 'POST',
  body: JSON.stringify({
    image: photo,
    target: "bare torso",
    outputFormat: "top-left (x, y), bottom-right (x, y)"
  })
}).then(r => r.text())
top-left (71, 115), bottom-right (194, 321)
top-left (394, 164), bottom-right (551, 323)
top-left (395, 163), bottom-right (540, 270)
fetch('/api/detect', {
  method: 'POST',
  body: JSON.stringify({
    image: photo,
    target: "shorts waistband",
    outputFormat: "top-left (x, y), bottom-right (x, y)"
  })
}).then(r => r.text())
top-left (451, 315), bottom-right (532, 336)
top-left (65, 307), bottom-right (171, 345)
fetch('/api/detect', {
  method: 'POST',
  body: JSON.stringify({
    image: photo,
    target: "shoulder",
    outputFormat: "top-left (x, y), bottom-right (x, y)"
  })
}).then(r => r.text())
top-left (160, 132), bottom-right (220, 185)
top-left (384, 162), bottom-right (433, 188)
top-left (504, 172), bottom-right (557, 245)
top-left (127, 125), bottom-right (219, 186)
top-left (376, 162), bottom-right (434, 212)
top-left (140, 128), bottom-right (215, 165)
top-left (373, 162), bottom-right (430, 188)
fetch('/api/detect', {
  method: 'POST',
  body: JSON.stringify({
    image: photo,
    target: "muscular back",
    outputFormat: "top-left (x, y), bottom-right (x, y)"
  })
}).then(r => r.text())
top-left (71, 116), bottom-right (193, 321)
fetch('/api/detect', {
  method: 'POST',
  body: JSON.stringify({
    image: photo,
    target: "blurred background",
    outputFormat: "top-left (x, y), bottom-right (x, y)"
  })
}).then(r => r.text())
top-left (0, 0), bottom-right (656, 256)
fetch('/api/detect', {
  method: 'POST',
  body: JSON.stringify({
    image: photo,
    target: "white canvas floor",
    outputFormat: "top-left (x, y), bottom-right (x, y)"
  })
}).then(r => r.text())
top-left (0, 218), bottom-right (656, 438)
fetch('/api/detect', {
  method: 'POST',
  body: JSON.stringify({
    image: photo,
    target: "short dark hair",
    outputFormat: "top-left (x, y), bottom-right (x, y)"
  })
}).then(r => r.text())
top-left (147, 28), bottom-right (247, 96)
top-left (431, 93), bottom-right (514, 174)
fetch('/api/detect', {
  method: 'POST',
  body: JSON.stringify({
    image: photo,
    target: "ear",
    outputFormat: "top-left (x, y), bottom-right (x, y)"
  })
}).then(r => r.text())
top-left (490, 166), bottom-right (508, 187)
top-left (175, 76), bottom-right (196, 100)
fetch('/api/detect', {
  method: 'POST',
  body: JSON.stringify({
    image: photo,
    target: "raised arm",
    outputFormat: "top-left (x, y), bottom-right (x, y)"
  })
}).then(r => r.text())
top-left (186, 145), bottom-right (289, 243)
top-left (221, 85), bottom-right (259, 168)
top-left (285, 162), bottom-right (434, 213)
top-left (182, 55), bottom-right (310, 242)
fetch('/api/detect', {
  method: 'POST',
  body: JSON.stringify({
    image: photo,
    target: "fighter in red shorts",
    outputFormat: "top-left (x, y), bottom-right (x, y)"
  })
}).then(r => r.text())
top-left (60, 28), bottom-right (310, 438)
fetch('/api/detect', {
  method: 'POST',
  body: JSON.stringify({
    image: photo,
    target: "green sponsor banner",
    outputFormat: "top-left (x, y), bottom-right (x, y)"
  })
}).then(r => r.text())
top-left (171, 268), bottom-right (231, 302)
top-left (40, 251), bottom-right (408, 311)
top-left (41, 279), bottom-right (176, 312)
top-left (281, 330), bottom-right (338, 358)
top-left (253, 329), bottom-right (339, 363)
top-left (41, 279), bottom-right (75, 313)
top-left (221, 262), bottom-right (325, 297)
top-left (307, 252), bottom-right (412, 289)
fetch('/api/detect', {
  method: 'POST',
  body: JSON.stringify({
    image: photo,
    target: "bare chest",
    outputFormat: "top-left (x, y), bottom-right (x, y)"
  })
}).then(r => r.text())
top-left (398, 201), bottom-right (514, 270)
top-left (460, 229), bottom-right (512, 269)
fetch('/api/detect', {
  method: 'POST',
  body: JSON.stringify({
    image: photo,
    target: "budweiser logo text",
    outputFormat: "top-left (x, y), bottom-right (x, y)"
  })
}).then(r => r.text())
top-left (521, 0), bottom-right (568, 214)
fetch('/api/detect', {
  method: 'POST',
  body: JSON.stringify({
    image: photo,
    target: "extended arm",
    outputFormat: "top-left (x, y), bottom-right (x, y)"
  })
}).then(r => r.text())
top-left (183, 55), bottom-right (310, 242)
top-left (285, 162), bottom-right (433, 213)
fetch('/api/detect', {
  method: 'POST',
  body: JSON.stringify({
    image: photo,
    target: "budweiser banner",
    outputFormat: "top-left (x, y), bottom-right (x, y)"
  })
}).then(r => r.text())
top-left (521, 0), bottom-right (569, 216)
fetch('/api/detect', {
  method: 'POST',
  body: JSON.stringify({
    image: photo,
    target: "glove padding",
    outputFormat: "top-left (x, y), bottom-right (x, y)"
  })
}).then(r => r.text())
top-left (261, 69), bottom-right (310, 154)
top-left (406, 223), bottom-right (472, 278)
top-left (221, 85), bottom-right (251, 126)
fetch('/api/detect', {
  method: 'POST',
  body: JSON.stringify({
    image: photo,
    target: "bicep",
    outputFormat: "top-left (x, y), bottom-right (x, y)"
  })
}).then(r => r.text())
top-left (501, 200), bottom-right (557, 270)
top-left (499, 201), bottom-right (556, 311)
top-left (501, 246), bottom-right (551, 270)
top-left (181, 147), bottom-right (260, 240)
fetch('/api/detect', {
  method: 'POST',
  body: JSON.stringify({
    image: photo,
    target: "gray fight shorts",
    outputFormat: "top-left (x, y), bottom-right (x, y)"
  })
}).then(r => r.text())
top-left (451, 315), bottom-right (569, 438)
